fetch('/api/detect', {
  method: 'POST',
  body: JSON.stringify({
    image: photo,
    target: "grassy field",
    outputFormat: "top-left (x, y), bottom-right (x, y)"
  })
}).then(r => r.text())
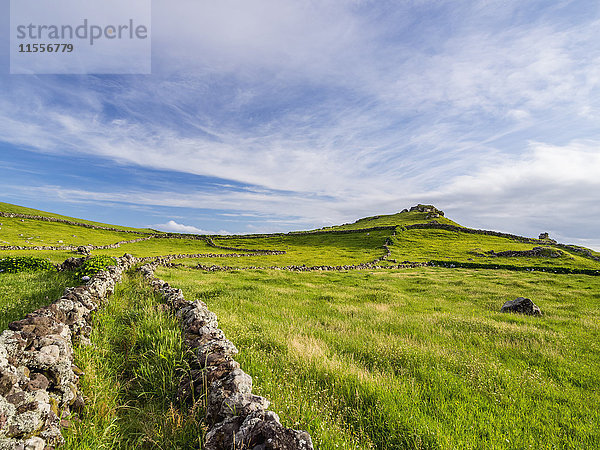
top-left (156, 266), bottom-right (600, 449)
top-left (93, 237), bottom-right (240, 258)
top-left (385, 228), bottom-right (600, 269)
top-left (0, 270), bottom-right (78, 329)
top-left (205, 230), bottom-right (389, 266)
top-left (0, 215), bottom-right (149, 247)
top-left (1, 204), bottom-right (599, 449)
top-left (0, 202), bottom-right (153, 234)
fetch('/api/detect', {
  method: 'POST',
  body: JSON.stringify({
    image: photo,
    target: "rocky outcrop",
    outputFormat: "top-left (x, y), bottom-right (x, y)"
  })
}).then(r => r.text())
top-left (58, 257), bottom-right (87, 272)
top-left (500, 297), bottom-right (542, 316)
top-left (409, 204), bottom-right (445, 218)
top-left (0, 254), bottom-right (136, 448)
top-left (554, 244), bottom-right (600, 262)
top-left (138, 263), bottom-right (313, 450)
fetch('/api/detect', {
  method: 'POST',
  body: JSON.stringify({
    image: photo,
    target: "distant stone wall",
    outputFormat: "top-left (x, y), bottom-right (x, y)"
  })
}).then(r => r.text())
top-left (0, 254), bottom-right (136, 448)
top-left (402, 223), bottom-right (541, 243)
top-left (182, 261), bottom-right (429, 272)
top-left (137, 250), bottom-right (286, 264)
top-left (137, 263), bottom-right (313, 450)
top-left (0, 237), bottom-right (154, 253)
top-left (0, 212), bottom-right (149, 235)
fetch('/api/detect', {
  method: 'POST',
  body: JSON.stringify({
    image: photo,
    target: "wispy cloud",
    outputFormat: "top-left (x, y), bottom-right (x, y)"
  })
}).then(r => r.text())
top-left (1, 1), bottom-right (599, 246)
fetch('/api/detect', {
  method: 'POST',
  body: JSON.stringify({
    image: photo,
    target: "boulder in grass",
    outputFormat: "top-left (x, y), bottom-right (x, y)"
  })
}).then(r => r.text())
top-left (501, 297), bottom-right (542, 316)
top-left (59, 257), bottom-right (87, 272)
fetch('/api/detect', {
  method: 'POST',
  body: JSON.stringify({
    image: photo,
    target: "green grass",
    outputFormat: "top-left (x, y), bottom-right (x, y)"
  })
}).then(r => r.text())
top-left (92, 237), bottom-right (240, 258)
top-left (2, 203), bottom-right (599, 449)
top-left (0, 201), bottom-right (153, 233)
top-left (0, 249), bottom-right (81, 264)
top-left (0, 270), bottom-right (78, 329)
top-left (0, 216), bottom-right (148, 247)
top-left (385, 228), bottom-right (600, 269)
top-left (205, 230), bottom-right (389, 267)
top-left (156, 266), bottom-right (600, 449)
top-left (316, 210), bottom-right (460, 231)
top-left (63, 272), bottom-right (205, 449)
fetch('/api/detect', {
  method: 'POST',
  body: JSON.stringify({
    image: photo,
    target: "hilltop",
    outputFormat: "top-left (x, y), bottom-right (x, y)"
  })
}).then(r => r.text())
top-left (315, 204), bottom-right (460, 231)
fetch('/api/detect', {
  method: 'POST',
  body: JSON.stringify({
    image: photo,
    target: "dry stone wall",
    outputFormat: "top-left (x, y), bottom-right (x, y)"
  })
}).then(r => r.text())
top-left (0, 254), bottom-right (136, 449)
top-left (403, 223), bottom-right (542, 244)
top-left (0, 212), bottom-right (146, 235)
top-left (137, 263), bottom-right (314, 450)
top-left (0, 237), bottom-right (154, 253)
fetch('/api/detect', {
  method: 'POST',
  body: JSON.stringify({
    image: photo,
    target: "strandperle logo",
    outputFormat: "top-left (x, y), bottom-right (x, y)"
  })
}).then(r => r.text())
top-left (15, 19), bottom-right (148, 46)
top-left (10, 0), bottom-right (151, 74)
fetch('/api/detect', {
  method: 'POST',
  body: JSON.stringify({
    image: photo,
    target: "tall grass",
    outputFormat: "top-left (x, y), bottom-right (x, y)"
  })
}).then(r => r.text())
top-left (157, 266), bottom-right (600, 449)
top-left (0, 270), bottom-right (77, 329)
top-left (63, 272), bottom-right (206, 449)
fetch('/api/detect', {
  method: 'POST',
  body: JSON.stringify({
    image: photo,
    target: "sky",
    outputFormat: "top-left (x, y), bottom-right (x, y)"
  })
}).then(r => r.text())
top-left (1, 0), bottom-right (599, 250)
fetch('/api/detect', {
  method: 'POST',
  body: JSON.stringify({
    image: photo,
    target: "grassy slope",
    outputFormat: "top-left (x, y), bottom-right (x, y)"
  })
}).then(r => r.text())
top-left (0, 201), bottom-right (153, 233)
top-left (385, 228), bottom-right (600, 269)
top-left (316, 210), bottom-right (460, 231)
top-left (0, 270), bottom-right (78, 329)
top-left (193, 231), bottom-right (390, 267)
top-left (0, 216), bottom-right (148, 247)
top-left (157, 266), bottom-right (600, 449)
top-left (92, 238), bottom-right (241, 258)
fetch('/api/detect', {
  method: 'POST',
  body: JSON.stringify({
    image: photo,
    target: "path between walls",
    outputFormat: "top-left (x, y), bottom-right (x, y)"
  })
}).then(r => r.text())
top-left (138, 263), bottom-right (313, 450)
top-left (0, 255), bottom-right (313, 449)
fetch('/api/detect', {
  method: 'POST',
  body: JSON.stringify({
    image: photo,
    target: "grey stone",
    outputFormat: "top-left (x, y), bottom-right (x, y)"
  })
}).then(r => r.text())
top-left (501, 297), bottom-right (542, 316)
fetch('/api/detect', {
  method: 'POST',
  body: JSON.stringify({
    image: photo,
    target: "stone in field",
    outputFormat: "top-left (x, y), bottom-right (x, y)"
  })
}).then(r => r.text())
top-left (500, 297), bottom-right (542, 316)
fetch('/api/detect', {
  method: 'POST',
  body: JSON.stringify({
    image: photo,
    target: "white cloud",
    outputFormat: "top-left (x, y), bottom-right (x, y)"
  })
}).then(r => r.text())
top-left (151, 220), bottom-right (228, 235)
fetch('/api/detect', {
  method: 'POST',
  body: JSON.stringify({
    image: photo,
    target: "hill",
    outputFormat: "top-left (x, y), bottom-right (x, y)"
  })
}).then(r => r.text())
top-left (317, 204), bottom-right (460, 230)
top-left (0, 201), bottom-right (154, 234)
top-left (1, 203), bottom-right (599, 449)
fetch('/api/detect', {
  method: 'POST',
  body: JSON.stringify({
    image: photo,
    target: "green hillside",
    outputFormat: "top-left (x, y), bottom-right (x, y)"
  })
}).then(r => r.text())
top-left (1, 203), bottom-right (599, 449)
top-left (0, 201), bottom-right (154, 233)
top-left (317, 204), bottom-right (460, 231)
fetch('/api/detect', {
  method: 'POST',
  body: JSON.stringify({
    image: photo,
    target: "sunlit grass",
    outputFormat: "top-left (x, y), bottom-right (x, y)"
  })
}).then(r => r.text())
top-left (0, 270), bottom-right (77, 329)
top-left (385, 228), bottom-right (600, 269)
top-left (0, 216), bottom-right (148, 247)
top-left (93, 237), bottom-right (240, 258)
top-left (0, 201), bottom-right (152, 233)
top-left (63, 272), bottom-right (206, 449)
top-left (157, 266), bottom-right (600, 449)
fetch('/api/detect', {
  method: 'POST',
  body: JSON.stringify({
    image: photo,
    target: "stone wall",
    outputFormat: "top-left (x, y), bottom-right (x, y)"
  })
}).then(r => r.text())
top-left (0, 212), bottom-right (147, 235)
top-left (0, 254), bottom-right (136, 449)
top-left (137, 263), bottom-right (313, 450)
top-left (136, 251), bottom-right (286, 265)
top-left (402, 223), bottom-right (541, 243)
top-left (0, 237), bottom-right (154, 253)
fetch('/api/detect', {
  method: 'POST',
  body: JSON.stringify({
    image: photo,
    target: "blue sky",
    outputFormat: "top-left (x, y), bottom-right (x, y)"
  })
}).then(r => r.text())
top-left (1, 0), bottom-right (600, 249)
